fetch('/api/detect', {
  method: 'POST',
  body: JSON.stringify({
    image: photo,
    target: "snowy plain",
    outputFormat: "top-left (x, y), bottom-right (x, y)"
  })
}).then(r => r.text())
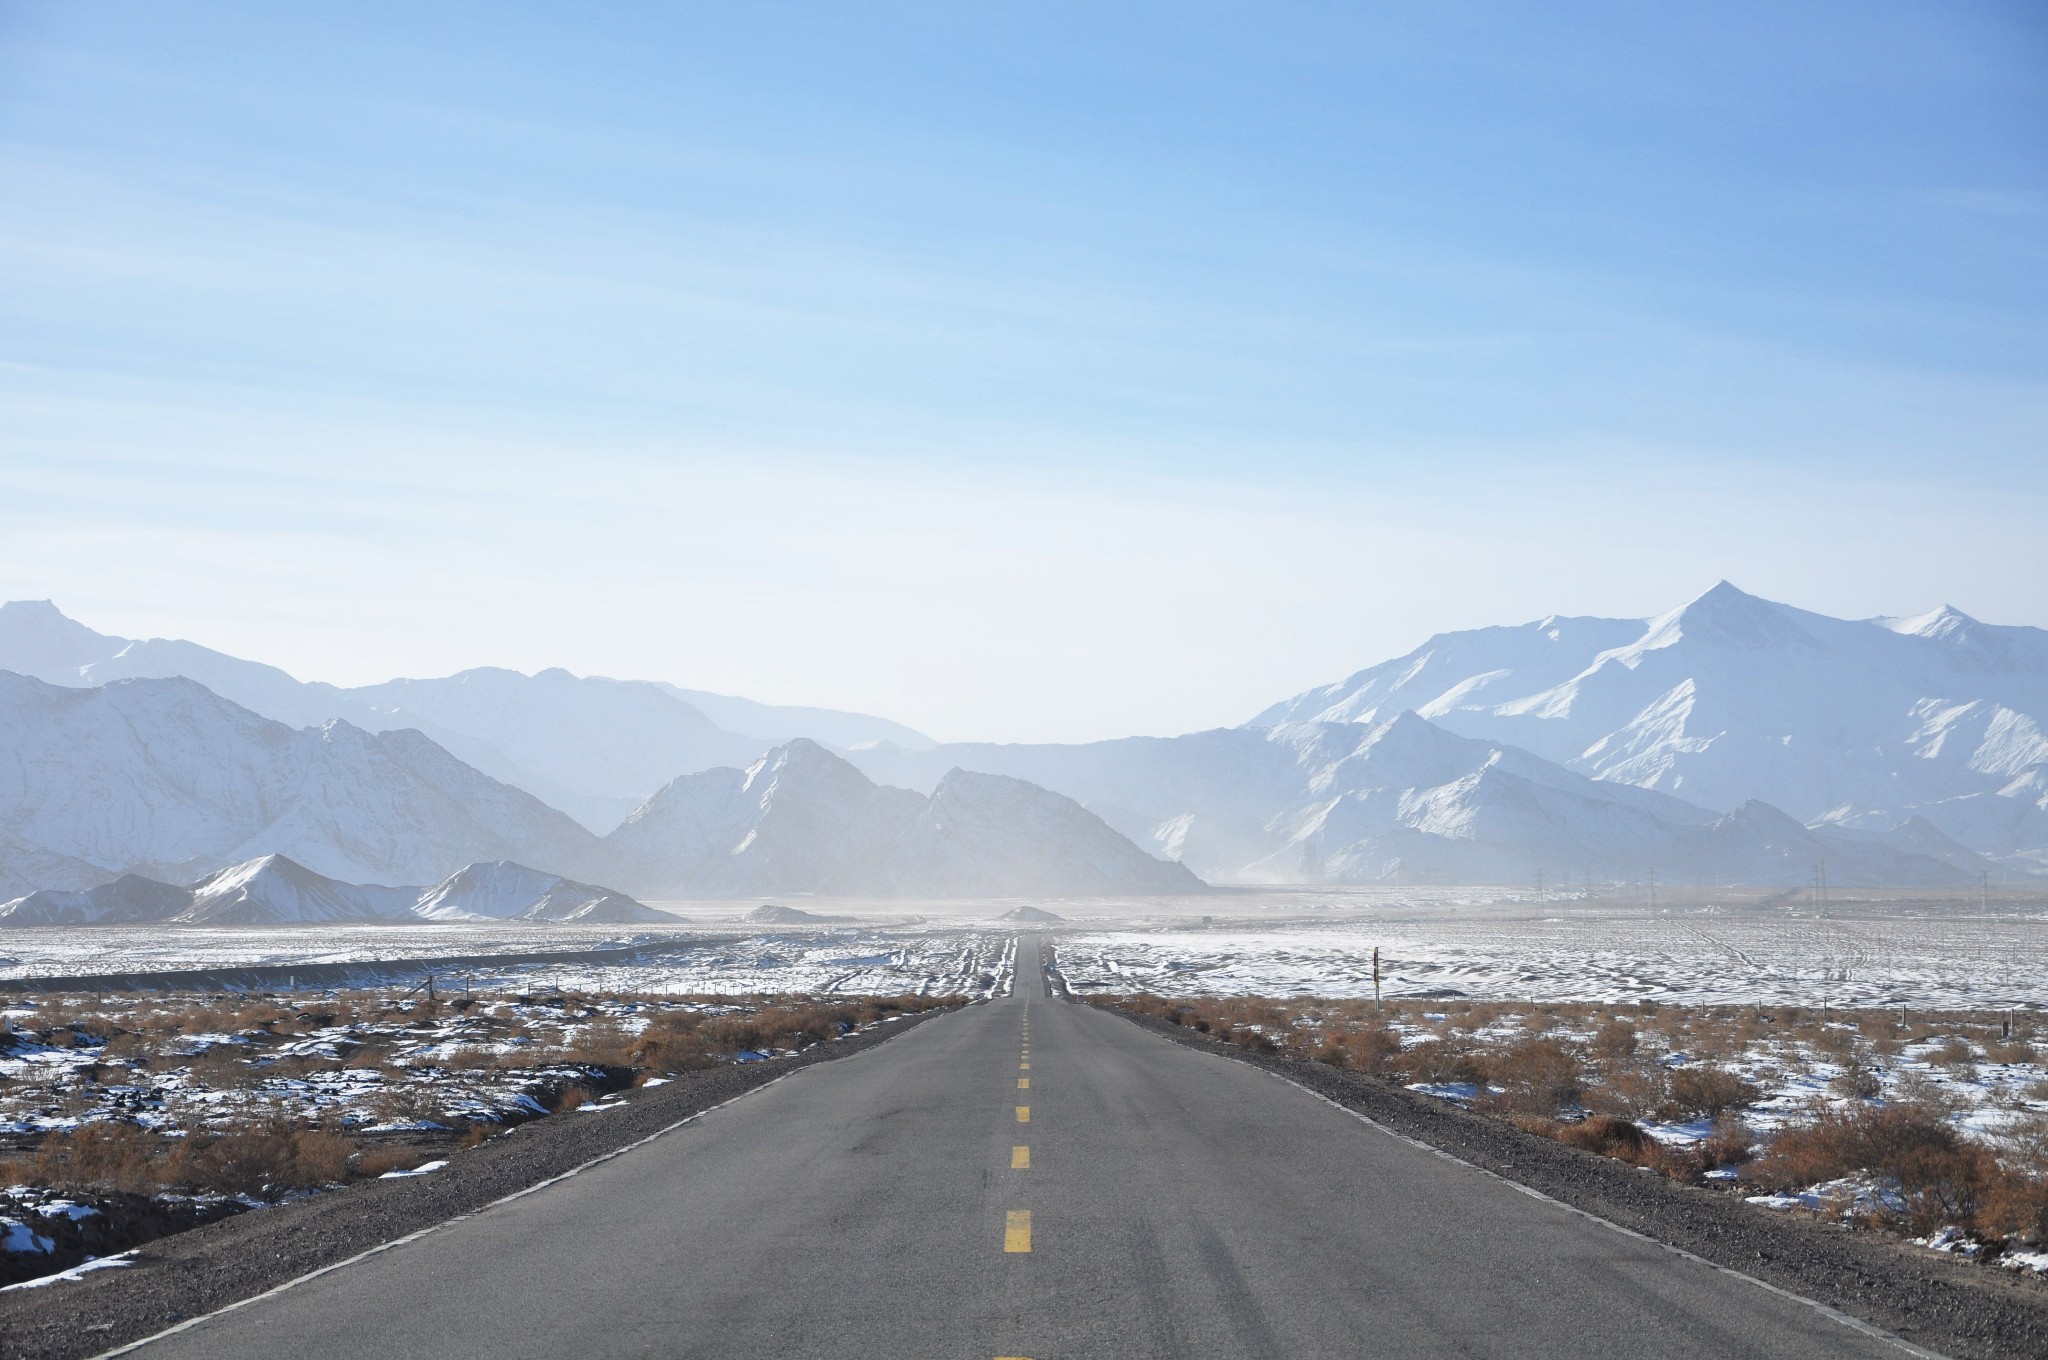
top-left (1055, 913), bottom-right (2048, 1009)
top-left (2, 887), bottom-right (2044, 1010)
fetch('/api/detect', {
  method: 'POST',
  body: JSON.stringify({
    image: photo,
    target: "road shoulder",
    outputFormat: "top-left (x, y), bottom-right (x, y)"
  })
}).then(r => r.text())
top-left (0, 1007), bottom-right (955, 1360)
top-left (1109, 1005), bottom-right (2048, 1360)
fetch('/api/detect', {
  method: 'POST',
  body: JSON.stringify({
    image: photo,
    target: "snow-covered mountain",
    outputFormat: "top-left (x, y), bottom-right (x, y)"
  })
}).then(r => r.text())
top-left (0, 855), bottom-right (665, 927)
top-left (178, 855), bottom-right (421, 926)
top-left (412, 861), bottom-right (665, 923)
top-left (2, 588), bottom-right (2030, 894)
top-left (1250, 582), bottom-right (2048, 873)
top-left (606, 739), bottom-right (927, 897)
top-left (603, 739), bottom-right (1202, 897)
top-left (0, 875), bottom-right (194, 927)
top-left (847, 709), bottom-right (1982, 888)
top-left (0, 671), bottom-right (598, 897)
top-left (873, 769), bottom-right (1203, 896)
top-left (0, 601), bottom-right (931, 833)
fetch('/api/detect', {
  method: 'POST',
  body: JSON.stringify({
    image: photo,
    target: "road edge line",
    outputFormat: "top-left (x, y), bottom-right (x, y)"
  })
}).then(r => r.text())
top-left (87, 1063), bottom-right (816, 1358)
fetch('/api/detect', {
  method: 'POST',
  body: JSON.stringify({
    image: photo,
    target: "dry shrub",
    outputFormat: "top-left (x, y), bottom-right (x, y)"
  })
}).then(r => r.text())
top-left (24, 1121), bottom-right (163, 1194)
top-left (1478, 1037), bottom-right (1581, 1116)
top-left (1981, 1175), bottom-right (2048, 1244)
top-left (173, 1001), bottom-right (242, 1037)
top-left (1698, 1115), bottom-right (1756, 1170)
top-left (97, 1031), bottom-right (147, 1062)
top-left (1514, 1113), bottom-right (1679, 1174)
top-left (31, 1118), bottom-right (355, 1198)
top-left (1814, 1026), bottom-right (1858, 1059)
top-left (189, 1044), bottom-right (264, 1090)
top-left (1586, 1059), bottom-right (1668, 1120)
top-left (554, 1086), bottom-right (591, 1113)
top-left (178, 1121), bottom-right (354, 1197)
top-left (1593, 1018), bottom-right (1638, 1061)
top-left (1406, 1041), bottom-right (1487, 1086)
top-left (1558, 1114), bottom-right (1653, 1160)
top-left (1893, 1068), bottom-right (1958, 1113)
top-left (700, 1014), bottom-right (770, 1054)
top-left (563, 1020), bottom-right (637, 1067)
top-left (1750, 1102), bottom-right (1994, 1234)
top-left (1935, 1036), bottom-right (1977, 1075)
top-left (1666, 1065), bottom-right (1759, 1118)
top-left (1830, 1063), bottom-right (1884, 1100)
top-left (633, 1021), bottom-right (712, 1071)
top-left (369, 1071), bottom-right (440, 1125)
top-left (353, 1145), bottom-right (423, 1178)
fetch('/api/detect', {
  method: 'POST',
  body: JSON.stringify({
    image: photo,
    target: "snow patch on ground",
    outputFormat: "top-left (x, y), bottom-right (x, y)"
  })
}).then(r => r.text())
top-left (377, 1159), bottom-right (448, 1179)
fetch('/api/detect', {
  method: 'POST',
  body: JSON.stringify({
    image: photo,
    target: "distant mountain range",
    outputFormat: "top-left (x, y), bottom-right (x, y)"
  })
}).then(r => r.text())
top-left (0, 661), bottom-right (1199, 901)
top-left (843, 583), bottom-right (2044, 886)
top-left (1251, 582), bottom-right (2048, 875)
top-left (0, 855), bottom-right (666, 927)
top-left (607, 740), bottom-right (1202, 898)
top-left (0, 600), bottom-right (931, 832)
top-left (0, 587), bottom-right (2039, 896)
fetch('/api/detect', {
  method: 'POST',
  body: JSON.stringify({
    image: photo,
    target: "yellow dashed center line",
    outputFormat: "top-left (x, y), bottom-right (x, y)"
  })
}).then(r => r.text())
top-left (1012, 1145), bottom-right (1030, 1169)
top-left (1020, 1062), bottom-right (1030, 1070)
top-left (1017, 1077), bottom-right (1029, 1089)
top-left (1004, 1209), bottom-right (1032, 1252)
top-left (1016, 1105), bottom-right (1030, 1123)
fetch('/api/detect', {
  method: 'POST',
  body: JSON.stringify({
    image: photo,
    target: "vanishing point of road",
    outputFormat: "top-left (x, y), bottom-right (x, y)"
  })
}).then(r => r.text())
top-left (116, 937), bottom-right (1920, 1359)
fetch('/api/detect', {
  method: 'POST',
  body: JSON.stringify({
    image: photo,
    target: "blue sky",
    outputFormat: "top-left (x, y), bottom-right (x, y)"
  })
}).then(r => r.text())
top-left (2, 2), bottom-right (2045, 741)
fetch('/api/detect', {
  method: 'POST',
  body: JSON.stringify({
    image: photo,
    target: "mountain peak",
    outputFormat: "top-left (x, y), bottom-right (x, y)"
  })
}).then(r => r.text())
top-left (746, 736), bottom-right (848, 783)
top-left (1359, 708), bottom-right (1477, 758)
top-left (1684, 579), bottom-right (1769, 615)
top-left (1646, 581), bottom-right (1812, 652)
top-left (0, 599), bottom-right (120, 682)
top-left (1887, 603), bottom-right (1984, 643)
top-left (197, 852), bottom-right (311, 886)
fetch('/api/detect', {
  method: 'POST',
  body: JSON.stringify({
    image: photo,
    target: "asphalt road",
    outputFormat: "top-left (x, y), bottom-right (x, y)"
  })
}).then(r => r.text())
top-left (119, 938), bottom-right (1920, 1359)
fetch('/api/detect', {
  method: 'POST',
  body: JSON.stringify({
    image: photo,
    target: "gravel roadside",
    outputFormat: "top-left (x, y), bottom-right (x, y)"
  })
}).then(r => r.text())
top-left (1113, 1006), bottom-right (2048, 1360)
top-left (0, 1006), bottom-right (956, 1360)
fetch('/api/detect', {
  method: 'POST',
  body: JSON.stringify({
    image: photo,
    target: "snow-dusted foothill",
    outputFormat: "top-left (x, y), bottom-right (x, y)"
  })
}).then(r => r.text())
top-left (178, 856), bottom-right (420, 926)
top-left (411, 861), bottom-right (668, 923)
top-left (997, 905), bottom-right (1066, 923)
top-left (740, 904), bottom-right (849, 924)
top-left (603, 741), bottom-right (1201, 898)
top-left (0, 856), bottom-right (664, 928)
top-left (0, 670), bottom-right (598, 898)
top-left (0, 876), bottom-right (192, 928)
